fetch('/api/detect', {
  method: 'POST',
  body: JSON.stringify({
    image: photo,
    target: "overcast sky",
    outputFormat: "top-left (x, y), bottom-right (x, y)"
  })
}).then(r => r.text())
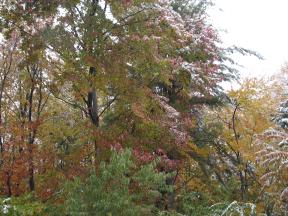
top-left (208, 0), bottom-right (288, 79)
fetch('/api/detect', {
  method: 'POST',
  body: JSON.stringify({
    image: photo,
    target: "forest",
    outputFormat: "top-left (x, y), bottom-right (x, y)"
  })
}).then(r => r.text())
top-left (0, 0), bottom-right (287, 215)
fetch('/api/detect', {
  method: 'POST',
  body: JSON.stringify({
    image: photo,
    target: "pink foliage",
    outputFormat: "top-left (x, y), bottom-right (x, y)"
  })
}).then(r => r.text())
top-left (132, 147), bottom-right (179, 170)
top-left (133, 148), bottom-right (155, 163)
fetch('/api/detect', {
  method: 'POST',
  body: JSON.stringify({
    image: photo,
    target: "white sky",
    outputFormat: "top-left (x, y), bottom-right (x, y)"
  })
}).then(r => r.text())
top-left (208, 0), bottom-right (288, 79)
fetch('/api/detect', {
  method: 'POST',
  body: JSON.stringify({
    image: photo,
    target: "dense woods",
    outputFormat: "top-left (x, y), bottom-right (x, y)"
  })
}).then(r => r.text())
top-left (0, 0), bottom-right (287, 215)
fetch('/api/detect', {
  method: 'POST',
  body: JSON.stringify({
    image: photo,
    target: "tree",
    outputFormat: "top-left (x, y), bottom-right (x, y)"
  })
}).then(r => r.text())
top-left (0, 0), bottom-right (269, 215)
top-left (176, 77), bottom-right (278, 210)
top-left (255, 68), bottom-right (288, 215)
top-left (62, 149), bottom-right (172, 216)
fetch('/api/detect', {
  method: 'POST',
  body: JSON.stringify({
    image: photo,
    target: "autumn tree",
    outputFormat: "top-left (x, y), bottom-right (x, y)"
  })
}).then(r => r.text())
top-left (0, 0), bottom-right (267, 214)
top-left (255, 68), bottom-right (288, 215)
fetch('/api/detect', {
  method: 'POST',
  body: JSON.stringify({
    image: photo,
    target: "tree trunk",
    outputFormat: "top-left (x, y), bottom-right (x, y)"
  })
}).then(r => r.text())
top-left (6, 171), bottom-right (12, 197)
top-left (87, 67), bottom-right (99, 127)
top-left (27, 68), bottom-right (36, 192)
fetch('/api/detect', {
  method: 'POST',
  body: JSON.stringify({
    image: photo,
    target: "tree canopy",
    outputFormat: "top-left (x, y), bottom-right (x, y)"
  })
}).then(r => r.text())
top-left (0, 0), bottom-right (286, 215)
